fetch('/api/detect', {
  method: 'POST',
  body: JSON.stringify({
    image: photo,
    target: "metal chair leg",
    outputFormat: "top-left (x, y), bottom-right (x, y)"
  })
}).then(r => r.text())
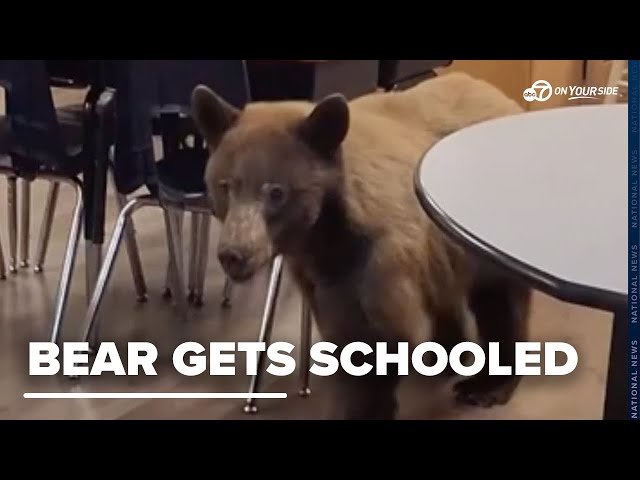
top-left (222, 277), bottom-right (233, 308)
top-left (0, 232), bottom-right (6, 280)
top-left (162, 261), bottom-right (173, 300)
top-left (49, 179), bottom-right (84, 345)
top-left (34, 182), bottom-right (59, 273)
top-left (193, 213), bottom-right (211, 308)
top-left (113, 187), bottom-right (148, 303)
top-left (80, 196), bottom-right (158, 351)
top-left (85, 241), bottom-right (102, 306)
top-left (299, 298), bottom-right (313, 397)
top-left (162, 211), bottom-right (184, 302)
top-left (163, 207), bottom-right (190, 322)
top-left (187, 212), bottom-right (201, 304)
top-left (19, 179), bottom-right (30, 268)
top-left (106, 154), bottom-right (148, 302)
top-left (244, 254), bottom-right (284, 414)
top-left (7, 176), bottom-right (17, 274)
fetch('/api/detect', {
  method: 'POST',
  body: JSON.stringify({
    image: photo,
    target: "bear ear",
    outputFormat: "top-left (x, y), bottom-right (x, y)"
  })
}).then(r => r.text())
top-left (191, 85), bottom-right (241, 149)
top-left (297, 93), bottom-right (350, 159)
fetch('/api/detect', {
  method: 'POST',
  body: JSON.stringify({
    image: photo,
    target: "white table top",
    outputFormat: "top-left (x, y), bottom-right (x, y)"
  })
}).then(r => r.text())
top-left (417, 104), bottom-right (628, 307)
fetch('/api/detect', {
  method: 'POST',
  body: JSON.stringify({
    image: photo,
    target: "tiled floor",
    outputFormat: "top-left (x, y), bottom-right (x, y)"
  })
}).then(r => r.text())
top-left (0, 87), bottom-right (613, 420)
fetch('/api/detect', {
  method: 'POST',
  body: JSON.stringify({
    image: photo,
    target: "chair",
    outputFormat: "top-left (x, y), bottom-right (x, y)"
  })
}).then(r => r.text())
top-left (77, 60), bottom-right (312, 414)
top-left (0, 116), bottom-right (9, 280)
top-left (378, 60), bottom-right (453, 91)
top-left (1, 86), bottom-right (25, 277)
top-left (1, 119), bottom-right (79, 277)
top-left (1, 66), bottom-right (84, 276)
top-left (31, 66), bottom-right (96, 275)
top-left (0, 219), bottom-right (5, 279)
top-left (0, 60), bottom-right (143, 343)
top-left (0, 151), bottom-right (8, 279)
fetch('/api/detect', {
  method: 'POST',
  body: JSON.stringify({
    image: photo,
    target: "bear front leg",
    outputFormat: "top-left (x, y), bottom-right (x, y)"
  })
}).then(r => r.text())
top-left (329, 368), bottom-right (401, 420)
top-left (454, 273), bottom-right (532, 408)
top-left (311, 285), bottom-right (402, 420)
top-left (343, 266), bottom-right (436, 420)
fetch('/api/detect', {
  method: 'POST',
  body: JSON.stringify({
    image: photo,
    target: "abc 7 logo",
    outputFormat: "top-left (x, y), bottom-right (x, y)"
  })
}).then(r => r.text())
top-left (523, 80), bottom-right (553, 102)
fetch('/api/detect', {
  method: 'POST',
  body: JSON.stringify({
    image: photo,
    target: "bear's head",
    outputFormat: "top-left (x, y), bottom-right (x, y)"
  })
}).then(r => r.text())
top-left (191, 85), bottom-right (350, 283)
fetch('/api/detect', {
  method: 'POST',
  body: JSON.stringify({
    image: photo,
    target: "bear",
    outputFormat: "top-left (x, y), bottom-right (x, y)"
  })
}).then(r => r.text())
top-left (191, 71), bottom-right (533, 420)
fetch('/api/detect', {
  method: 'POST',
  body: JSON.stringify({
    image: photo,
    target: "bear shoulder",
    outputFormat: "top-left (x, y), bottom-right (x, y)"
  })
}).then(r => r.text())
top-left (337, 73), bottom-right (523, 271)
top-left (340, 73), bottom-right (524, 227)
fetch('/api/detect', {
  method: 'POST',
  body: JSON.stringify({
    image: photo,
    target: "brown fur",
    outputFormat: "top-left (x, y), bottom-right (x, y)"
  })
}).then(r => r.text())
top-left (192, 72), bottom-right (532, 419)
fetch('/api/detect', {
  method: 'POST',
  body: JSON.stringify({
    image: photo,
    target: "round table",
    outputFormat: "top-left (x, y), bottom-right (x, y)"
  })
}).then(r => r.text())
top-left (414, 103), bottom-right (629, 420)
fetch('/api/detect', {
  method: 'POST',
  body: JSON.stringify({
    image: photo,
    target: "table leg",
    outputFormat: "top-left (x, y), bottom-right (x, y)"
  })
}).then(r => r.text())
top-left (19, 179), bottom-right (30, 268)
top-left (82, 159), bottom-right (102, 346)
top-left (7, 175), bottom-right (17, 274)
top-left (81, 107), bottom-right (98, 297)
top-left (84, 89), bottom-right (114, 345)
top-left (603, 306), bottom-right (629, 420)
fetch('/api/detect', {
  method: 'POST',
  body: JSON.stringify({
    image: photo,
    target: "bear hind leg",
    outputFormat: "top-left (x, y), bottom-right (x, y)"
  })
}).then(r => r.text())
top-left (454, 274), bottom-right (532, 409)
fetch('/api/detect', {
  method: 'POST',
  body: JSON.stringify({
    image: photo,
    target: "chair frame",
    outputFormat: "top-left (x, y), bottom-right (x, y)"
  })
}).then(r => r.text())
top-left (72, 62), bottom-right (312, 415)
top-left (0, 62), bottom-right (144, 344)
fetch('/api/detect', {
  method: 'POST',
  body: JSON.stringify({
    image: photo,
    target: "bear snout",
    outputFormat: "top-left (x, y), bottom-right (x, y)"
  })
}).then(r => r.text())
top-left (218, 246), bottom-right (252, 281)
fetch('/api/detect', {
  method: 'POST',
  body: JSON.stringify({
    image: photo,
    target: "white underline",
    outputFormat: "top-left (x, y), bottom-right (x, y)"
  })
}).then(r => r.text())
top-left (23, 392), bottom-right (287, 399)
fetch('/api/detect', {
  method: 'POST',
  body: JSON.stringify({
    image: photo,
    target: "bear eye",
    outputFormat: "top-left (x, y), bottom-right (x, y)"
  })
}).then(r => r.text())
top-left (218, 179), bottom-right (230, 194)
top-left (262, 183), bottom-right (287, 209)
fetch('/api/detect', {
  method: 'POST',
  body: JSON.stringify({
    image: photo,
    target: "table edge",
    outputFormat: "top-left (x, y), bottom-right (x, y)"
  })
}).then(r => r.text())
top-left (413, 152), bottom-right (627, 313)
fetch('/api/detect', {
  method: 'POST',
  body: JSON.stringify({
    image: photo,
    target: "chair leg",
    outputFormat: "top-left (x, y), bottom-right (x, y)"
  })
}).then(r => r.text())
top-left (299, 298), bottom-right (313, 397)
top-left (193, 213), bottom-right (211, 308)
top-left (49, 180), bottom-right (84, 345)
top-left (85, 242), bottom-right (102, 308)
top-left (34, 182), bottom-right (60, 273)
top-left (163, 207), bottom-right (190, 322)
top-left (19, 179), bottom-right (30, 269)
top-left (0, 231), bottom-right (6, 280)
top-left (162, 211), bottom-right (184, 302)
top-left (113, 188), bottom-right (148, 303)
top-left (7, 176), bottom-right (17, 274)
top-left (187, 212), bottom-right (201, 304)
top-left (80, 196), bottom-right (158, 351)
top-left (244, 254), bottom-right (284, 414)
top-left (162, 261), bottom-right (173, 300)
top-left (221, 277), bottom-right (233, 308)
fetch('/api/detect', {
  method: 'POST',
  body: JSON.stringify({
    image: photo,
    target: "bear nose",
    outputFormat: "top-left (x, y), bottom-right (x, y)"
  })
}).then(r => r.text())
top-left (218, 247), bottom-right (248, 275)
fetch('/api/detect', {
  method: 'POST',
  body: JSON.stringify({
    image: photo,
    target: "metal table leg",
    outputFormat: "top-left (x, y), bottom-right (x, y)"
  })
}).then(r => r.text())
top-left (19, 179), bottom-right (30, 268)
top-left (7, 176), bottom-right (17, 274)
top-left (603, 305), bottom-right (630, 420)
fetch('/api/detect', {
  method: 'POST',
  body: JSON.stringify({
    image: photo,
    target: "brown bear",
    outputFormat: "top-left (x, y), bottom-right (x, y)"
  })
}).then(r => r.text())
top-left (191, 72), bottom-right (532, 420)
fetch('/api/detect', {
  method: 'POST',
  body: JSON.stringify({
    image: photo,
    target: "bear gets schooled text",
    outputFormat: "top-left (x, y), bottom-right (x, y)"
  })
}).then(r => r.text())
top-left (29, 341), bottom-right (578, 378)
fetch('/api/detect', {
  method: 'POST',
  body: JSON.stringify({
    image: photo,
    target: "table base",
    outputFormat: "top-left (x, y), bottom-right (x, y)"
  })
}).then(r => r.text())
top-left (603, 306), bottom-right (629, 420)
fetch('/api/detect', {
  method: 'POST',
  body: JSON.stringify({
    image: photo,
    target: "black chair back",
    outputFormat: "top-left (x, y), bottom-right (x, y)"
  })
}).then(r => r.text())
top-left (378, 60), bottom-right (452, 90)
top-left (109, 60), bottom-right (251, 195)
top-left (0, 60), bottom-right (68, 174)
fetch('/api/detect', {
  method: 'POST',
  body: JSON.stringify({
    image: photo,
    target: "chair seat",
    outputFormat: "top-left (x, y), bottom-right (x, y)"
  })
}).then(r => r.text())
top-left (0, 152), bottom-right (10, 169)
top-left (56, 103), bottom-right (84, 157)
top-left (0, 103), bottom-right (85, 175)
top-left (155, 149), bottom-right (210, 207)
top-left (0, 111), bottom-right (10, 155)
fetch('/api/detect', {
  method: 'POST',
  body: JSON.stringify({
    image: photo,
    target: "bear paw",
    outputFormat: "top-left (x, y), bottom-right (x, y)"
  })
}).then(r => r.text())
top-left (453, 376), bottom-right (517, 408)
